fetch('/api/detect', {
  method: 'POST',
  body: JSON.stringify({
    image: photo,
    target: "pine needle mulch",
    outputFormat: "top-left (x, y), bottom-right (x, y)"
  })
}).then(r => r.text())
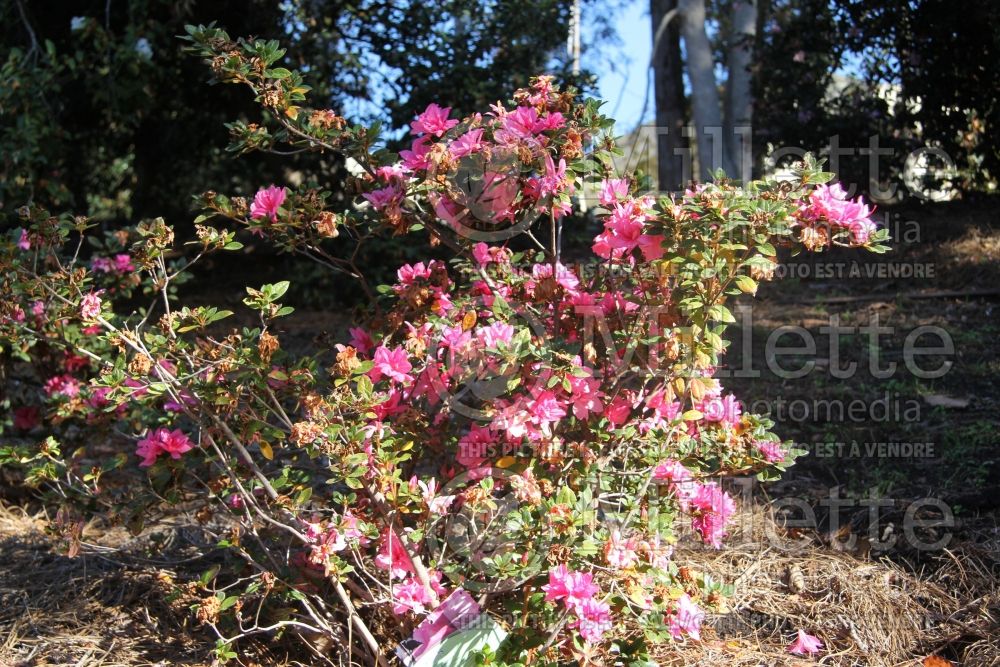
top-left (1, 500), bottom-right (997, 666)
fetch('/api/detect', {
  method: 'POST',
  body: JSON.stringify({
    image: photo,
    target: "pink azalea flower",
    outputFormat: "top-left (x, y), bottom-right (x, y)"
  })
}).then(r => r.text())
top-left (476, 321), bottom-right (515, 348)
top-left (340, 511), bottom-right (367, 544)
top-left (652, 459), bottom-right (692, 484)
top-left (396, 261), bottom-right (433, 286)
top-left (80, 292), bottom-right (102, 321)
top-left (569, 375), bottom-right (604, 421)
top-left (86, 386), bottom-right (113, 410)
top-left (542, 564), bottom-right (599, 606)
top-left (652, 459), bottom-right (699, 510)
top-left (372, 387), bottom-right (405, 421)
top-left (805, 183), bottom-right (876, 243)
top-left (481, 171), bottom-right (520, 222)
top-left (450, 128), bottom-right (485, 158)
top-left (6, 304), bottom-right (25, 323)
top-left (392, 574), bottom-right (438, 615)
top-left (369, 345), bottom-right (414, 384)
top-left (605, 395), bottom-right (632, 427)
top-left (135, 428), bottom-right (194, 467)
top-left (348, 327), bottom-right (374, 355)
top-left (700, 393), bottom-right (741, 426)
top-left (528, 389), bottom-right (567, 429)
top-left (163, 388), bottom-right (197, 413)
top-left (490, 397), bottom-right (534, 440)
top-left (457, 424), bottom-right (497, 467)
top-left (598, 178), bottom-right (629, 207)
top-left (539, 111), bottom-right (565, 131)
top-left (472, 242), bottom-right (492, 266)
top-left (302, 520), bottom-right (325, 542)
top-left (604, 529), bottom-right (639, 569)
top-left (756, 439), bottom-right (786, 463)
top-left (250, 185), bottom-right (286, 221)
top-left (416, 477), bottom-right (456, 515)
top-left (363, 183), bottom-right (403, 213)
top-left (531, 262), bottom-right (580, 292)
top-left (411, 103), bottom-right (458, 137)
top-left (401, 135), bottom-right (434, 171)
top-left (690, 482), bottom-right (736, 548)
top-left (375, 527), bottom-right (415, 579)
top-left (375, 163), bottom-right (408, 182)
top-left (788, 629), bottom-right (824, 655)
top-left (574, 597), bottom-right (612, 643)
top-left (500, 106), bottom-right (547, 139)
top-left (594, 202), bottom-right (665, 261)
top-left (668, 594), bottom-right (704, 640)
top-left (539, 154), bottom-right (572, 200)
top-left (44, 374), bottom-right (81, 398)
top-left (640, 534), bottom-right (674, 570)
top-left (113, 253), bottom-right (135, 272)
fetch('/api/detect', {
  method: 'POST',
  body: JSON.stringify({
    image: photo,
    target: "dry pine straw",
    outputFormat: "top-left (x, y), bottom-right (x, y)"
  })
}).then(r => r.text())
top-left (0, 501), bottom-right (997, 667)
top-left (651, 503), bottom-right (1000, 667)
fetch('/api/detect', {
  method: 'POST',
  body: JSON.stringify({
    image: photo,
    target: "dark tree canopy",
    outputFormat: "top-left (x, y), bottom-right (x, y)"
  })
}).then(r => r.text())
top-left (1, 0), bottom-right (601, 227)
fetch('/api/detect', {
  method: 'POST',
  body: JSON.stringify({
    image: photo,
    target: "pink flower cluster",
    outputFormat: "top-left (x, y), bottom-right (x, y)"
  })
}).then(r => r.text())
top-left (373, 528), bottom-right (452, 616)
top-left (697, 392), bottom-right (741, 426)
top-left (44, 374), bottom-right (81, 398)
top-left (395, 79), bottom-right (578, 230)
top-left (91, 253), bottom-right (134, 274)
top-left (652, 459), bottom-right (736, 548)
top-left (592, 187), bottom-right (665, 262)
top-left (135, 427), bottom-right (194, 467)
top-left (803, 183), bottom-right (877, 244)
top-left (393, 260), bottom-right (452, 314)
top-left (542, 565), bottom-right (612, 643)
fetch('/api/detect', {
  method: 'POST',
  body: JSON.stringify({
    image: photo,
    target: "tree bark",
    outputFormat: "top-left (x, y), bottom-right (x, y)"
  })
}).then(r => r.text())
top-left (724, 0), bottom-right (757, 182)
top-left (650, 0), bottom-right (687, 192)
top-left (678, 0), bottom-right (728, 180)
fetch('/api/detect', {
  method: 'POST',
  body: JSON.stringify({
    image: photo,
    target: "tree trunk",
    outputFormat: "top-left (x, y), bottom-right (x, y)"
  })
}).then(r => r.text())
top-left (678, 0), bottom-right (729, 180)
top-left (650, 0), bottom-right (687, 192)
top-left (724, 0), bottom-right (757, 182)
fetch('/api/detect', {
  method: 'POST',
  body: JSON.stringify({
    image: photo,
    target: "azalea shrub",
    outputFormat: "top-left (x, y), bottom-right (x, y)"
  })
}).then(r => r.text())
top-left (0, 24), bottom-right (889, 666)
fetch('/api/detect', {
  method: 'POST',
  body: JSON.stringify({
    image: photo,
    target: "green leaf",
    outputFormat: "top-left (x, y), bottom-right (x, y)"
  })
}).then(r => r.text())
top-left (269, 281), bottom-right (290, 299)
top-left (200, 565), bottom-right (221, 586)
top-left (734, 275), bottom-right (758, 295)
top-left (264, 67), bottom-right (293, 79)
top-left (708, 304), bottom-right (736, 323)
